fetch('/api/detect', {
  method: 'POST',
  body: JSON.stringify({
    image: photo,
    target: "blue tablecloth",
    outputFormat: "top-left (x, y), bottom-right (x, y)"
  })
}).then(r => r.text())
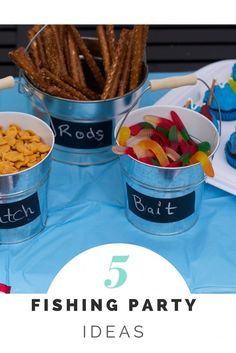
top-left (0, 73), bottom-right (236, 293)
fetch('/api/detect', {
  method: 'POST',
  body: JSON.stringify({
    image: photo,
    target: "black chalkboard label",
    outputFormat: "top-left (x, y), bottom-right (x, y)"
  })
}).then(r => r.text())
top-left (0, 192), bottom-right (41, 229)
top-left (127, 184), bottom-right (195, 223)
top-left (51, 116), bottom-right (112, 149)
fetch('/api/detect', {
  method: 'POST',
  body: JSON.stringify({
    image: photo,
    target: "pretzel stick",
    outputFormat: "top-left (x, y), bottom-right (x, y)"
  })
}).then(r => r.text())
top-left (108, 30), bottom-right (129, 98)
top-left (31, 25), bottom-right (49, 70)
top-left (129, 25), bottom-right (145, 91)
top-left (118, 29), bottom-right (134, 96)
top-left (60, 74), bottom-right (100, 100)
top-left (40, 68), bottom-right (88, 100)
top-left (106, 25), bottom-right (116, 63)
top-left (8, 47), bottom-right (71, 100)
top-left (57, 25), bottom-right (65, 46)
top-left (142, 25), bottom-right (149, 53)
top-left (51, 25), bottom-right (68, 76)
top-left (101, 29), bottom-right (129, 100)
top-left (68, 25), bottom-right (105, 90)
top-left (66, 29), bottom-right (86, 86)
top-left (46, 85), bottom-right (79, 100)
top-left (207, 79), bottom-right (216, 106)
top-left (8, 47), bottom-right (44, 86)
top-left (41, 26), bottom-right (60, 75)
top-left (97, 25), bottom-right (111, 77)
top-left (27, 27), bottom-right (41, 69)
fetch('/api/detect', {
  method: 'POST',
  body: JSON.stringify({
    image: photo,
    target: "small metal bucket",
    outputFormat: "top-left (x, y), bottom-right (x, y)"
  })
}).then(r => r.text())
top-left (23, 37), bottom-right (148, 165)
top-left (0, 112), bottom-right (54, 244)
top-left (116, 105), bottom-right (219, 235)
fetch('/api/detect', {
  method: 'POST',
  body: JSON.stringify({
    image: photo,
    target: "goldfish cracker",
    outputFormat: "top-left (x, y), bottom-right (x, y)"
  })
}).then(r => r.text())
top-left (18, 131), bottom-right (32, 140)
top-left (4, 151), bottom-right (25, 162)
top-left (0, 144), bottom-right (10, 154)
top-left (0, 137), bottom-right (7, 146)
top-left (5, 126), bottom-right (18, 138)
top-left (27, 142), bottom-right (40, 153)
top-left (27, 161), bottom-right (38, 168)
top-left (38, 143), bottom-right (51, 153)
top-left (9, 124), bottom-right (21, 131)
top-left (14, 156), bottom-right (30, 169)
top-left (0, 161), bottom-right (17, 174)
top-left (6, 137), bottom-right (16, 147)
top-left (25, 129), bottom-right (36, 136)
top-left (28, 154), bottom-right (37, 163)
top-left (40, 153), bottom-right (47, 161)
top-left (30, 135), bottom-right (41, 143)
top-left (0, 123), bottom-right (51, 175)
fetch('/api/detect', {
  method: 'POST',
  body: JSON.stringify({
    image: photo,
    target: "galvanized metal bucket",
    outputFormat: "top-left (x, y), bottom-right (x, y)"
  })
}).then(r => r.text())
top-left (23, 37), bottom-right (148, 165)
top-left (116, 105), bottom-right (219, 235)
top-left (0, 112), bottom-right (54, 244)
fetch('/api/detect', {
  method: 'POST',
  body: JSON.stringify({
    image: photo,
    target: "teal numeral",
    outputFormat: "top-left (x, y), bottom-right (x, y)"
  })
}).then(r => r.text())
top-left (104, 255), bottom-right (129, 288)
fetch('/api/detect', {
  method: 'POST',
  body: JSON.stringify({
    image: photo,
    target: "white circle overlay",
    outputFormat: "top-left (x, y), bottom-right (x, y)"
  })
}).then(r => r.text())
top-left (49, 243), bottom-right (189, 295)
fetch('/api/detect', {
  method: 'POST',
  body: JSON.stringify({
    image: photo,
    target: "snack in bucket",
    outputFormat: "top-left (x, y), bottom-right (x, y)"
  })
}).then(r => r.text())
top-left (8, 25), bottom-right (149, 166)
top-left (0, 112), bottom-right (54, 244)
top-left (114, 110), bottom-right (215, 177)
top-left (114, 104), bottom-right (219, 235)
top-left (0, 123), bottom-right (51, 175)
top-left (8, 25), bottom-right (149, 101)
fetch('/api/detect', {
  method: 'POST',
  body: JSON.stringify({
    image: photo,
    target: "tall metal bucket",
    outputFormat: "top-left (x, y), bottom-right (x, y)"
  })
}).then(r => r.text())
top-left (0, 112), bottom-right (54, 244)
top-left (116, 105), bottom-right (219, 235)
top-left (23, 37), bottom-right (148, 165)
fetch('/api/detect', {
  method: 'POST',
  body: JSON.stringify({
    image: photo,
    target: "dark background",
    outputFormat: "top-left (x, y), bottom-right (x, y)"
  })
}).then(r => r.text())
top-left (1, 25), bottom-right (236, 76)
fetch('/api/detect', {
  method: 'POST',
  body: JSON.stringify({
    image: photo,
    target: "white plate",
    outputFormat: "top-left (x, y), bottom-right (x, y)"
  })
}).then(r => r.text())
top-left (155, 60), bottom-right (236, 195)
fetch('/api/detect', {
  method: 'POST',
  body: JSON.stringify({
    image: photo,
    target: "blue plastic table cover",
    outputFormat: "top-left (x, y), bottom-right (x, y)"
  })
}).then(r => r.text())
top-left (0, 72), bottom-right (236, 294)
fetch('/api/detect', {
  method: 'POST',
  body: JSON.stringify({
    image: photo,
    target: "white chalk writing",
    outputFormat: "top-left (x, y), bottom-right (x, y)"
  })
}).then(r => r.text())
top-left (0, 205), bottom-right (35, 224)
top-left (58, 124), bottom-right (104, 142)
top-left (132, 195), bottom-right (177, 216)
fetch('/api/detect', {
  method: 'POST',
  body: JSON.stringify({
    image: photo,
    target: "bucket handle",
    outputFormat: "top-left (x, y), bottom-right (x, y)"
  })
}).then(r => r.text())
top-left (0, 75), bottom-right (57, 137)
top-left (0, 76), bottom-right (15, 90)
top-left (116, 74), bottom-right (222, 139)
top-left (17, 25), bottom-right (57, 137)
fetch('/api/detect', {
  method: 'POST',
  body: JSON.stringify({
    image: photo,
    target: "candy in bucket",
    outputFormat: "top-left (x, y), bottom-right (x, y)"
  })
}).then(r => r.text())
top-left (114, 75), bottom-right (220, 235)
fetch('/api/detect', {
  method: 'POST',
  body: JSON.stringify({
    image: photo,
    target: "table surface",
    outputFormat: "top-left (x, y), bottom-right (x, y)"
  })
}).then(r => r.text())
top-left (0, 72), bottom-right (236, 294)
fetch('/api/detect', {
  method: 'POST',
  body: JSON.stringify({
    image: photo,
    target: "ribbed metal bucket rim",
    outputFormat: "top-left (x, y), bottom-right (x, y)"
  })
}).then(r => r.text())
top-left (22, 64), bottom-right (148, 104)
top-left (121, 166), bottom-right (206, 192)
top-left (0, 171), bottom-right (50, 199)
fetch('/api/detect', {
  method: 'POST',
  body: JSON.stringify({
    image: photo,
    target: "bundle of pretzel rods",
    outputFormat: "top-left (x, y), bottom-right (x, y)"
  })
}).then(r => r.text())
top-left (8, 25), bottom-right (149, 101)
